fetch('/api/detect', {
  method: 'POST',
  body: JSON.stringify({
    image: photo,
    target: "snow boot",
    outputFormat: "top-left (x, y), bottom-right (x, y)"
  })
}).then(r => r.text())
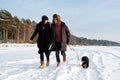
top-left (46, 60), bottom-right (49, 66)
top-left (63, 56), bottom-right (66, 62)
top-left (40, 61), bottom-right (44, 69)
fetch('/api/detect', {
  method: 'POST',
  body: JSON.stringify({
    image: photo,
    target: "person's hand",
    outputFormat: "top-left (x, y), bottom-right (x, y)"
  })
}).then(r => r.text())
top-left (29, 40), bottom-right (33, 43)
top-left (67, 41), bottom-right (69, 44)
top-left (67, 39), bottom-right (69, 44)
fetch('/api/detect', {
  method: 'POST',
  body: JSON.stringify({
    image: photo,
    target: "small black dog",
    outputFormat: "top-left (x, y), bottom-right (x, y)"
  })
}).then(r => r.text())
top-left (81, 56), bottom-right (89, 68)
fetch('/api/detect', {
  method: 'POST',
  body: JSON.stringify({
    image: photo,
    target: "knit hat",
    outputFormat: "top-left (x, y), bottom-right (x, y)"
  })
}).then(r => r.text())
top-left (42, 15), bottom-right (49, 22)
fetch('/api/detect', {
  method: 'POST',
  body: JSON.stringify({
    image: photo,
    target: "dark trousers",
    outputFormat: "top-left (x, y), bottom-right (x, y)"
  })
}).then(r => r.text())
top-left (55, 43), bottom-right (66, 62)
top-left (39, 50), bottom-right (50, 62)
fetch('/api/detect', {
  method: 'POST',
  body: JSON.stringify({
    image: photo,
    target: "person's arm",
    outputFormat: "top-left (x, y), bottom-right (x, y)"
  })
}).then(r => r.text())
top-left (30, 24), bottom-right (39, 40)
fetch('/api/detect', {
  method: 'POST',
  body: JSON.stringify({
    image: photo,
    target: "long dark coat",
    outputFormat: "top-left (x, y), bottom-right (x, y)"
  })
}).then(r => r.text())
top-left (30, 22), bottom-right (53, 53)
top-left (51, 21), bottom-right (70, 51)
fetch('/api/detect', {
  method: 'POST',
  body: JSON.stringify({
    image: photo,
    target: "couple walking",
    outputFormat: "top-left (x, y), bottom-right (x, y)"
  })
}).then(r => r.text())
top-left (30, 14), bottom-right (70, 69)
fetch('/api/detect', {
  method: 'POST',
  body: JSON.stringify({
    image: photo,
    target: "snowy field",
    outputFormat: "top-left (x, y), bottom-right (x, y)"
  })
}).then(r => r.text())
top-left (0, 44), bottom-right (120, 80)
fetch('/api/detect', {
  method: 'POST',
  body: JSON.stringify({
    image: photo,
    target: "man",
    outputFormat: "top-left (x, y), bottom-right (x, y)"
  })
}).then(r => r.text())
top-left (51, 14), bottom-right (70, 67)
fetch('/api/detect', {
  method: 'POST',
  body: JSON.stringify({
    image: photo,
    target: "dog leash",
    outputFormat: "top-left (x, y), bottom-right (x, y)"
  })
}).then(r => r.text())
top-left (49, 43), bottom-right (53, 50)
top-left (68, 45), bottom-right (81, 66)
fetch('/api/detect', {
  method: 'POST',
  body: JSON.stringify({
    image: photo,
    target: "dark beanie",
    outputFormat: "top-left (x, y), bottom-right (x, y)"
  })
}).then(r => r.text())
top-left (42, 15), bottom-right (48, 22)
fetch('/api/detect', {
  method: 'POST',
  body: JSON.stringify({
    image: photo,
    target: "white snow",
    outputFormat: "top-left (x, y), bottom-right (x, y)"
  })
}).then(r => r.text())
top-left (0, 44), bottom-right (120, 80)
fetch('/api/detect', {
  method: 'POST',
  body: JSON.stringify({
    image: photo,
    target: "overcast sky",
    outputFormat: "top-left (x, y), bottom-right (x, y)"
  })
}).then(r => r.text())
top-left (0, 0), bottom-right (120, 42)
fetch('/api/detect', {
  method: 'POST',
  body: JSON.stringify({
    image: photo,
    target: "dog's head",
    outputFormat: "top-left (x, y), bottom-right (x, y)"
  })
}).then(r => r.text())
top-left (81, 56), bottom-right (89, 62)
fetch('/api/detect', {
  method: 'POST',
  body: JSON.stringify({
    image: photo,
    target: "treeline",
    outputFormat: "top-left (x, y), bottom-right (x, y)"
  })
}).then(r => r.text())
top-left (0, 9), bottom-right (37, 43)
top-left (70, 35), bottom-right (120, 46)
top-left (0, 9), bottom-right (120, 46)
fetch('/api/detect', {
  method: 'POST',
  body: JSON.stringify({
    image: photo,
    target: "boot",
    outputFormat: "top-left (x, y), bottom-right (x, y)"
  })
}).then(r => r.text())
top-left (40, 61), bottom-right (44, 69)
top-left (63, 56), bottom-right (66, 62)
top-left (46, 60), bottom-right (49, 66)
top-left (57, 62), bottom-right (60, 67)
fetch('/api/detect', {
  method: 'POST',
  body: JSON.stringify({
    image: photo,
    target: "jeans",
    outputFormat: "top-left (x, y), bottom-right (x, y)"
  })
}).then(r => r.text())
top-left (55, 43), bottom-right (66, 62)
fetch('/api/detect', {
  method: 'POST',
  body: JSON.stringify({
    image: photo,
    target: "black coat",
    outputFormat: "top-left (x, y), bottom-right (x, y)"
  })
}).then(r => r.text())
top-left (50, 21), bottom-right (70, 51)
top-left (30, 22), bottom-right (53, 53)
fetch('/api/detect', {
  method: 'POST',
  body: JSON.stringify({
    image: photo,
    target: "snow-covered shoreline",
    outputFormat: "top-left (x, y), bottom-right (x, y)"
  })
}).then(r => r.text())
top-left (0, 43), bottom-right (120, 48)
top-left (0, 44), bottom-right (37, 48)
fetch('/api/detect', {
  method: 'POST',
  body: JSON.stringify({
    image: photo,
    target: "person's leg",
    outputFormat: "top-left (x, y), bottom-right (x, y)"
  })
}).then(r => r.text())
top-left (45, 50), bottom-right (50, 66)
top-left (39, 52), bottom-right (44, 69)
top-left (55, 43), bottom-right (60, 66)
top-left (61, 51), bottom-right (66, 62)
top-left (56, 50), bottom-right (60, 62)
top-left (61, 51), bottom-right (66, 56)
top-left (40, 52), bottom-right (44, 61)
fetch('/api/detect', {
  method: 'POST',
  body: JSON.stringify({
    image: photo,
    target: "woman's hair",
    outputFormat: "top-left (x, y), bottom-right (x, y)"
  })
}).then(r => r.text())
top-left (53, 14), bottom-right (61, 24)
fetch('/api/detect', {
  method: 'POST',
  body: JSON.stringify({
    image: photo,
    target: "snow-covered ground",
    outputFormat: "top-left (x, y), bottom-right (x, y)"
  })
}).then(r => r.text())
top-left (0, 44), bottom-right (120, 80)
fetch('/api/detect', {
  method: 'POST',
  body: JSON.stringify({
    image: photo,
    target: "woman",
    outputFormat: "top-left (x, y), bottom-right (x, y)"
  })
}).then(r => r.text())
top-left (51, 14), bottom-right (70, 67)
top-left (30, 15), bottom-right (53, 69)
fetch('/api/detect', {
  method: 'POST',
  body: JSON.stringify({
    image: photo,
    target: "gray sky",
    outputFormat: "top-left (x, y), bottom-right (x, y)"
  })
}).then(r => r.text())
top-left (0, 0), bottom-right (120, 42)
